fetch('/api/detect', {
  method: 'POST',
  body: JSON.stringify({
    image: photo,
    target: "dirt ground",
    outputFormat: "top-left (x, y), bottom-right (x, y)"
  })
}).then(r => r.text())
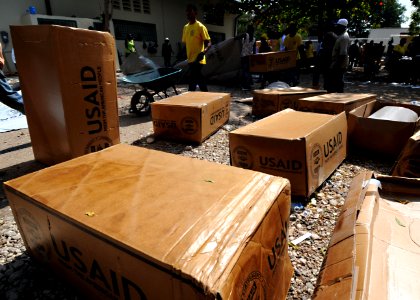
top-left (1, 69), bottom-right (418, 193)
top-left (0, 68), bottom-right (419, 299)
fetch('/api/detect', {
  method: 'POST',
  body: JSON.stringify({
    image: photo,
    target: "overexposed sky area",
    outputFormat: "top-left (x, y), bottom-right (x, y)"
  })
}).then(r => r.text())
top-left (399, 0), bottom-right (415, 27)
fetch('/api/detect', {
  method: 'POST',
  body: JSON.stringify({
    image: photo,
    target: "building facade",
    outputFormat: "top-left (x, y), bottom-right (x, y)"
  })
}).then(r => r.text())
top-left (0, 0), bottom-right (238, 73)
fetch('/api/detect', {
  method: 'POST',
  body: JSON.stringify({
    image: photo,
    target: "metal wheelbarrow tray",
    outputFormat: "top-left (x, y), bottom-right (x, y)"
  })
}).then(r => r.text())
top-left (120, 67), bottom-right (182, 115)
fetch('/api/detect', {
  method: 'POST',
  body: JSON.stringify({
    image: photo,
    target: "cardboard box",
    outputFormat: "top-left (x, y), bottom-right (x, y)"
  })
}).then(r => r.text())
top-left (249, 50), bottom-right (297, 73)
top-left (229, 109), bottom-right (347, 197)
top-left (252, 87), bottom-right (327, 118)
top-left (11, 25), bottom-right (120, 165)
top-left (313, 171), bottom-right (420, 299)
top-left (391, 130), bottom-right (420, 178)
top-left (4, 144), bottom-right (293, 300)
top-left (297, 93), bottom-right (376, 115)
top-left (348, 101), bottom-right (420, 157)
top-left (151, 92), bottom-right (230, 143)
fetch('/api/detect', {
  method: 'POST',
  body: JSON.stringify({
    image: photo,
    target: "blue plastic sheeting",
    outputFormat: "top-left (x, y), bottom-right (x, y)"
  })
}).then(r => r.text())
top-left (0, 102), bottom-right (28, 133)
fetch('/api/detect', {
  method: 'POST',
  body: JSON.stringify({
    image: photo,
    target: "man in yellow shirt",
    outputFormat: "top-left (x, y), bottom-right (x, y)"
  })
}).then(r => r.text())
top-left (284, 23), bottom-right (302, 86)
top-left (182, 4), bottom-right (211, 91)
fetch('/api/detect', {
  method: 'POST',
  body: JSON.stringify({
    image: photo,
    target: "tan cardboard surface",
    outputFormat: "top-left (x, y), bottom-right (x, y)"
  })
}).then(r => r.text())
top-left (348, 101), bottom-right (420, 157)
top-left (230, 109), bottom-right (347, 197)
top-left (297, 93), bottom-right (376, 115)
top-left (151, 92), bottom-right (230, 143)
top-left (11, 25), bottom-right (120, 165)
top-left (252, 88), bottom-right (327, 117)
top-left (249, 50), bottom-right (296, 73)
top-left (4, 144), bottom-right (293, 299)
top-left (391, 130), bottom-right (420, 178)
top-left (314, 172), bottom-right (420, 299)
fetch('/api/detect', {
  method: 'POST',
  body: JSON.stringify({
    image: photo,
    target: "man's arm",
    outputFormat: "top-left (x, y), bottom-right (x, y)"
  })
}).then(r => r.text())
top-left (0, 43), bottom-right (4, 70)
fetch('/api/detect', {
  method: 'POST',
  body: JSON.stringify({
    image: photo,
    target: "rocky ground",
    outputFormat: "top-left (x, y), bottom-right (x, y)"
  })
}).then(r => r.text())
top-left (0, 69), bottom-right (419, 300)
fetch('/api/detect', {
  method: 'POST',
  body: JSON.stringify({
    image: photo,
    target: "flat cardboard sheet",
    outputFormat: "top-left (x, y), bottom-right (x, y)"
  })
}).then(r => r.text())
top-left (314, 172), bottom-right (420, 299)
top-left (297, 93), bottom-right (376, 115)
top-left (5, 144), bottom-right (293, 299)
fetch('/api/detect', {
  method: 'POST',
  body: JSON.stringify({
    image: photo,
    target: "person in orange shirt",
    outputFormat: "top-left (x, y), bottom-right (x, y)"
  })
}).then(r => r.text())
top-left (0, 42), bottom-right (24, 114)
top-left (182, 4), bottom-right (211, 91)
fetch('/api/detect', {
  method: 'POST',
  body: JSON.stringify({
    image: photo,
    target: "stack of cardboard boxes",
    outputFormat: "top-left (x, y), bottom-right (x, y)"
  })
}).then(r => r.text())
top-left (6, 24), bottom-right (420, 300)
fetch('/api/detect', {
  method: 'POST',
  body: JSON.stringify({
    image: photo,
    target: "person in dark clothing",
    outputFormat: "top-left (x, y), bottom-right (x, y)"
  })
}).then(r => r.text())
top-left (162, 37), bottom-right (174, 67)
top-left (0, 42), bottom-right (24, 114)
top-left (312, 23), bottom-right (337, 90)
top-left (348, 39), bottom-right (360, 70)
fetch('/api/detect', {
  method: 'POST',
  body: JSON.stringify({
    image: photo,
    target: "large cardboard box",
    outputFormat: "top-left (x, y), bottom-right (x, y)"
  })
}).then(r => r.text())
top-left (4, 144), bottom-right (293, 300)
top-left (249, 50), bottom-right (297, 73)
top-left (252, 87), bottom-right (326, 117)
top-left (391, 130), bottom-right (420, 178)
top-left (151, 92), bottom-right (230, 143)
top-left (297, 93), bottom-right (376, 115)
top-left (11, 25), bottom-right (120, 165)
top-left (348, 101), bottom-right (420, 157)
top-left (313, 171), bottom-right (420, 299)
top-left (229, 109), bottom-right (347, 197)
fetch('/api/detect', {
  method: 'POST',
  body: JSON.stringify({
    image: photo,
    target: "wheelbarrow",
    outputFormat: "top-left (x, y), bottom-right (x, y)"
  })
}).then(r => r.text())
top-left (120, 67), bottom-right (182, 115)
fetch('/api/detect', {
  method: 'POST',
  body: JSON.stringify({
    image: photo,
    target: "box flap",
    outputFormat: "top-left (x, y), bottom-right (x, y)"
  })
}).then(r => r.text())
top-left (300, 93), bottom-right (376, 104)
top-left (254, 87), bottom-right (323, 96)
top-left (391, 131), bottom-right (420, 178)
top-left (232, 109), bottom-right (335, 139)
top-left (152, 92), bottom-right (230, 107)
top-left (314, 172), bottom-right (420, 299)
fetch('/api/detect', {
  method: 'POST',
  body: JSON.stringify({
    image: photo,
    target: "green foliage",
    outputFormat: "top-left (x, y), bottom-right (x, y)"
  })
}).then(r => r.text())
top-left (410, 0), bottom-right (420, 34)
top-left (228, 0), bottom-right (410, 38)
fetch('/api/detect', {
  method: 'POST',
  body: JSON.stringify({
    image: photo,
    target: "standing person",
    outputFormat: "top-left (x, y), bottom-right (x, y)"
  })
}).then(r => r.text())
top-left (329, 18), bottom-right (350, 93)
top-left (258, 34), bottom-right (272, 53)
top-left (0, 42), bottom-right (24, 114)
top-left (182, 4), bottom-right (211, 92)
top-left (162, 37), bottom-right (174, 67)
top-left (236, 25), bottom-right (256, 90)
top-left (283, 23), bottom-right (302, 86)
top-left (125, 33), bottom-right (136, 57)
top-left (348, 39), bottom-right (360, 70)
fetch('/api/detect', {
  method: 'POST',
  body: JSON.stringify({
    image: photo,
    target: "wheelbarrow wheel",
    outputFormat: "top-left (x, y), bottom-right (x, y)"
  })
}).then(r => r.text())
top-left (129, 91), bottom-right (154, 115)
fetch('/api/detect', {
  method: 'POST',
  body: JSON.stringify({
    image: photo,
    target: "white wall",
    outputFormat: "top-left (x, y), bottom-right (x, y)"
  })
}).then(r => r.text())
top-left (0, 0), bottom-right (237, 70)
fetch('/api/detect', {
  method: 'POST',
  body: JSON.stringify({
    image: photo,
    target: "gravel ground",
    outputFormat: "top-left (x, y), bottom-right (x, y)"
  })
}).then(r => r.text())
top-left (0, 69), bottom-right (419, 300)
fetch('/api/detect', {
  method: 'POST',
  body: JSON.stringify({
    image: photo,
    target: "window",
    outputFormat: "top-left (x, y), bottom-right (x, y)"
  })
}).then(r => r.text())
top-left (37, 18), bottom-right (77, 28)
top-left (143, 0), bottom-right (151, 14)
top-left (133, 0), bottom-right (141, 13)
top-left (122, 0), bottom-right (131, 11)
top-left (112, 0), bottom-right (120, 10)
top-left (208, 31), bottom-right (225, 44)
top-left (203, 4), bottom-right (224, 26)
top-left (113, 19), bottom-right (157, 42)
top-left (112, 0), bottom-right (150, 14)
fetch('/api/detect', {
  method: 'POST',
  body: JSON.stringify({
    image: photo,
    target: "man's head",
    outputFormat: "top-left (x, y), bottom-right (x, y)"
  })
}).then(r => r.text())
top-left (186, 4), bottom-right (198, 24)
top-left (288, 23), bottom-right (297, 37)
top-left (164, 37), bottom-right (169, 43)
top-left (335, 18), bottom-right (348, 34)
top-left (246, 25), bottom-right (254, 37)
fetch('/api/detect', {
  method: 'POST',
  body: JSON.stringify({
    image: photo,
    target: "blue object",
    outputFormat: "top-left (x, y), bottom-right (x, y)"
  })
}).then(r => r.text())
top-left (28, 6), bottom-right (37, 14)
top-left (0, 70), bottom-right (25, 114)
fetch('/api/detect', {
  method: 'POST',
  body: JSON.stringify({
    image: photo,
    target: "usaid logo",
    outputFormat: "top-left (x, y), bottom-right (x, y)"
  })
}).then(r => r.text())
top-left (232, 146), bottom-right (253, 169)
